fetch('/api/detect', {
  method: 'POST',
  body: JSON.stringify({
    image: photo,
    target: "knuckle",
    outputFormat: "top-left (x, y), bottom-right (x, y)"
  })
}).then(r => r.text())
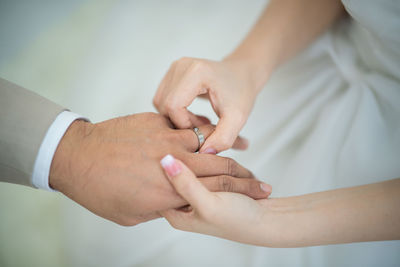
top-left (191, 59), bottom-right (208, 72)
top-left (174, 57), bottom-right (192, 66)
top-left (165, 98), bottom-right (178, 113)
top-left (179, 56), bottom-right (191, 62)
top-left (225, 158), bottom-right (238, 177)
top-left (218, 175), bottom-right (234, 192)
top-left (172, 58), bottom-right (182, 66)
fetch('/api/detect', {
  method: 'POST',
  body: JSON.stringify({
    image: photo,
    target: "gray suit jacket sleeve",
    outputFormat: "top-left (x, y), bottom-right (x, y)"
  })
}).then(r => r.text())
top-left (0, 77), bottom-right (65, 187)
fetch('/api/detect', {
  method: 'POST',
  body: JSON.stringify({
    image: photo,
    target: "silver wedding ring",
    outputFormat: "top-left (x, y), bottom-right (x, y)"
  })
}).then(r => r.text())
top-left (193, 127), bottom-right (205, 152)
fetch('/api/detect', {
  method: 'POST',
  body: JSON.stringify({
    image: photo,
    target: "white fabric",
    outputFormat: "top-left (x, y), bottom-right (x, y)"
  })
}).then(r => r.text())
top-left (32, 111), bottom-right (88, 191)
top-left (227, 1), bottom-right (400, 265)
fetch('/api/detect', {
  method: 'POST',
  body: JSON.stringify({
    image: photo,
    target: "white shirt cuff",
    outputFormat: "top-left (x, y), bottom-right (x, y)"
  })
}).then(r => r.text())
top-left (32, 110), bottom-right (89, 191)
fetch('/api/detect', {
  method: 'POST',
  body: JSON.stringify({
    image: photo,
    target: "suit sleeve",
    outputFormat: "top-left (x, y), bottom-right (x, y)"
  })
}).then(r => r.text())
top-left (0, 77), bottom-right (65, 187)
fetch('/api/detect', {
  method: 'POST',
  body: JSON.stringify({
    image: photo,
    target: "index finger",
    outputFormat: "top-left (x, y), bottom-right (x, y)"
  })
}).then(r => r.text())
top-left (200, 112), bottom-right (245, 153)
top-left (164, 73), bottom-right (204, 129)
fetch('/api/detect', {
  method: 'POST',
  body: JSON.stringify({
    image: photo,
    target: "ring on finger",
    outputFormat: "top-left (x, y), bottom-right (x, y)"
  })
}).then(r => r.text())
top-left (193, 127), bottom-right (205, 152)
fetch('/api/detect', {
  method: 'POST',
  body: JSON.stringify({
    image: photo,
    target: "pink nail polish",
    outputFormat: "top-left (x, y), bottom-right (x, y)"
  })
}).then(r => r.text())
top-left (200, 147), bottom-right (217, 154)
top-left (260, 183), bottom-right (272, 193)
top-left (160, 154), bottom-right (182, 177)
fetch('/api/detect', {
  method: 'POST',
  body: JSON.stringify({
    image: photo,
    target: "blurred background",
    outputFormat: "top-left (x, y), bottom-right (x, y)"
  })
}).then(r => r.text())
top-left (1, 1), bottom-right (399, 267)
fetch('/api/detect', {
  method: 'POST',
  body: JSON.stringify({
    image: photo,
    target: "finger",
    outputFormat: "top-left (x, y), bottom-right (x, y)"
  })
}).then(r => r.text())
top-left (198, 92), bottom-right (209, 100)
top-left (178, 124), bottom-right (249, 153)
top-left (160, 154), bottom-right (215, 210)
top-left (170, 109), bottom-right (211, 129)
top-left (168, 107), bottom-right (195, 129)
top-left (232, 136), bottom-right (249, 150)
top-left (200, 175), bottom-right (271, 199)
top-left (160, 209), bottom-right (195, 232)
top-left (178, 124), bottom-right (215, 152)
top-left (153, 63), bottom-right (177, 112)
top-left (164, 75), bottom-right (204, 129)
top-left (164, 59), bottom-right (214, 129)
top-left (183, 153), bottom-right (255, 178)
top-left (187, 111), bottom-right (211, 126)
top-left (200, 112), bottom-right (246, 153)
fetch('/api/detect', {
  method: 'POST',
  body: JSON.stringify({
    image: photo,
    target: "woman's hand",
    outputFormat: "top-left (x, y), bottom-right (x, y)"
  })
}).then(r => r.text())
top-left (160, 154), bottom-right (400, 247)
top-left (160, 154), bottom-right (273, 246)
top-left (153, 57), bottom-right (261, 154)
top-left (153, 0), bottom-right (345, 154)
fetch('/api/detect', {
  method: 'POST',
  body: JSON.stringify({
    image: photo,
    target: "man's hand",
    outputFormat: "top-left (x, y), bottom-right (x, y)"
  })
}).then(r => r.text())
top-left (49, 113), bottom-right (271, 226)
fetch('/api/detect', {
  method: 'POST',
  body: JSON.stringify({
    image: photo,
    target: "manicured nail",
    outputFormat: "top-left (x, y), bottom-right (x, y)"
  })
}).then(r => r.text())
top-left (260, 183), bottom-right (272, 193)
top-left (200, 147), bottom-right (217, 154)
top-left (161, 154), bottom-right (182, 177)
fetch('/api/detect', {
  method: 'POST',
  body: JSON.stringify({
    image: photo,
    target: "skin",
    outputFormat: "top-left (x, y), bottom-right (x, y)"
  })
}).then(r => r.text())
top-left (153, 0), bottom-right (345, 153)
top-left (49, 113), bottom-right (271, 226)
top-left (156, 0), bottom-right (399, 246)
top-left (161, 156), bottom-right (400, 247)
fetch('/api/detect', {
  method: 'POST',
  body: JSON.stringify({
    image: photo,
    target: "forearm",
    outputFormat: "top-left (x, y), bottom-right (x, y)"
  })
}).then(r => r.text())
top-left (224, 0), bottom-right (345, 93)
top-left (262, 178), bottom-right (400, 247)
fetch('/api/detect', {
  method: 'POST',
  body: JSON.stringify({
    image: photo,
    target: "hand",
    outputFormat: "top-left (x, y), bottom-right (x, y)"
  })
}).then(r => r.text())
top-left (160, 154), bottom-right (273, 246)
top-left (153, 57), bottom-right (262, 154)
top-left (161, 156), bottom-right (400, 247)
top-left (49, 113), bottom-right (271, 226)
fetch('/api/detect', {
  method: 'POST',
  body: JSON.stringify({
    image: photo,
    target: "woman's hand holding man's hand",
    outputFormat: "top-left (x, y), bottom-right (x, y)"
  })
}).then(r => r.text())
top-left (160, 154), bottom-right (274, 246)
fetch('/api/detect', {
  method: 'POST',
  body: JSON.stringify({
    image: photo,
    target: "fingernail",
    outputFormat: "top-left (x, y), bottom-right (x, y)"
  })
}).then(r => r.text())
top-left (160, 154), bottom-right (182, 177)
top-left (200, 147), bottom-right (217, 154)
top-left (260, 183), bottom-right (272, 193)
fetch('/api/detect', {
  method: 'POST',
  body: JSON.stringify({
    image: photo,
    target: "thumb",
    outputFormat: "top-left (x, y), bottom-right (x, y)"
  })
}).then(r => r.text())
top-left (160, 154), bottom-right (215, 209)
top-left (200, 112), bottom-right (245, 153)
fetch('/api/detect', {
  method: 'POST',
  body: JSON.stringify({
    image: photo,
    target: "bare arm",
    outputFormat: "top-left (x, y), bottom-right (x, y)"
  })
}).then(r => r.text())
top-left (263, 178), bottom-right (400, 247)
top-left (160, 156), bottom-right (400, 247)
top-left (226, 0), bottom-right (346, 92)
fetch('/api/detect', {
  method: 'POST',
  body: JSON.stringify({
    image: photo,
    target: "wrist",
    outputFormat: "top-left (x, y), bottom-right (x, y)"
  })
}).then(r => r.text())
top-left (260, 197), bottom-right (310, 247)
top-left (222, 54), bottom-right (274, 95)
top-left (49, 119), bottom-right (94, 192)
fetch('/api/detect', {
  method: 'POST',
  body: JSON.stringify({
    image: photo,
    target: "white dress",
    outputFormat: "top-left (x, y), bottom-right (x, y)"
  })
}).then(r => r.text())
top-left (229, 0), bottom-right (400, 265)
top-left (0, 0), bottom-right (399, 266)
